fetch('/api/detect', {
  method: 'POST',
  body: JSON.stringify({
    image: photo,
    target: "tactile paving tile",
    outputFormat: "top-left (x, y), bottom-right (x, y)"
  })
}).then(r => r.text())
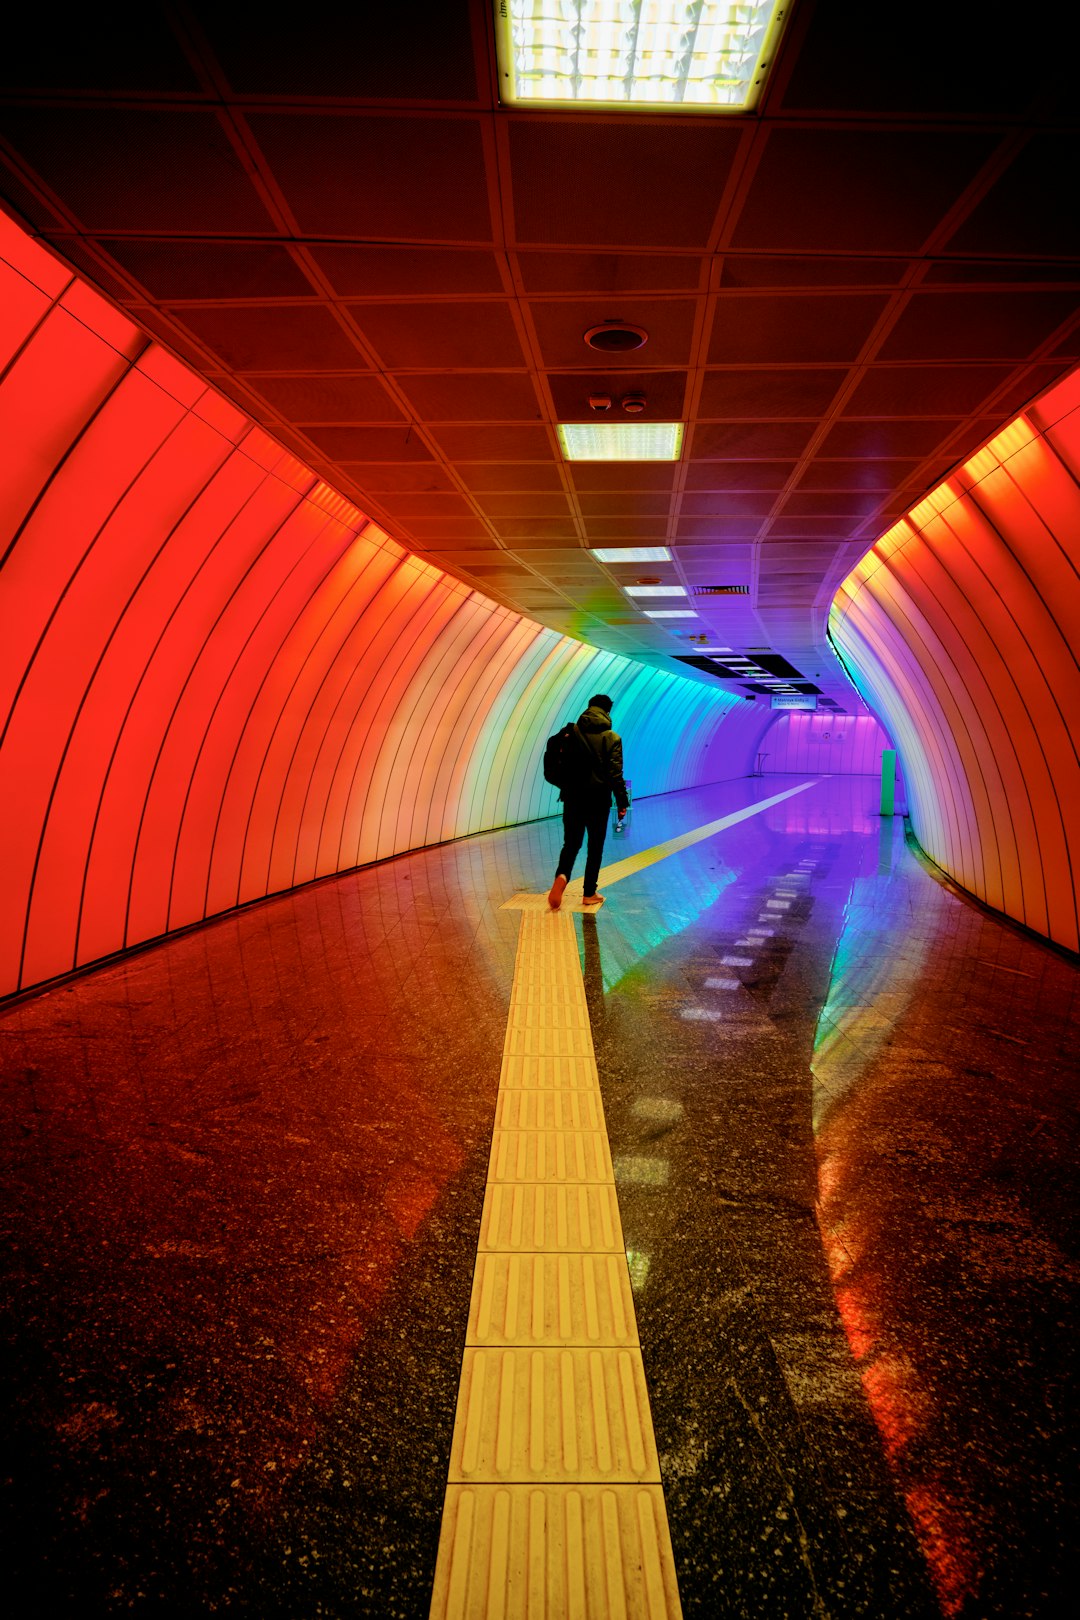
top-left (429, 1485), bottom-right (682, 1619)
top-left (495, 1089), bottom-right (603, 1130)
top-left (502, 1023), bottom-right (596, 1058)
top-left (468, 1253), bottom-right (638, 1348)
top-left (505, 994), bottom-right (591, 1032)
top-left (499, 1052), bottom-right (599, 1090)
top-left (488, 1129), bottom-right (614, 1184)
top-left (477, 1183), bottom-right (626, 1255)
top-left (449, 1348), bottom-right (659, 1483)
top-left (430, 886), bottom-right (682, 1617)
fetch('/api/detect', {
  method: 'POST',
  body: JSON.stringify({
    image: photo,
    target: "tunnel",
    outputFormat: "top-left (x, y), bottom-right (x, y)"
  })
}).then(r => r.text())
top-left (1, 5), bottom-right (1078, 1617)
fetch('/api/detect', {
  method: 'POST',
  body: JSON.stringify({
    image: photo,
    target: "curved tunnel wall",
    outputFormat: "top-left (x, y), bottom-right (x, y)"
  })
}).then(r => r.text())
top-left (0, 212), bottom-right (771, 1001)
top-left (830, 368), bottom-right (1080, 954)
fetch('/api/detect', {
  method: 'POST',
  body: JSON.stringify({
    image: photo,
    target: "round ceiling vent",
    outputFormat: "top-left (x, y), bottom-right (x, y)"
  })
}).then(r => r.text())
top-left (584, 322), bottom-right (648, 353)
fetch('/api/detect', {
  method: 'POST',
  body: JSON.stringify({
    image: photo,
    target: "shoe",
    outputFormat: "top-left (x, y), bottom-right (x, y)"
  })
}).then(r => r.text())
top-left (548, 874), bottom-right (568, 910)
top-left (582, 892), bottom-right (605, 908)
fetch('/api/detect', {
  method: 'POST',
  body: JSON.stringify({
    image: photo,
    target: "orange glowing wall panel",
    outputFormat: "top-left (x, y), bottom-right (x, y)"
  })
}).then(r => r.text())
top-left (831, 368), bottom-right (1080, 954)
top-left (0, 213), bottom-right (763, 1000)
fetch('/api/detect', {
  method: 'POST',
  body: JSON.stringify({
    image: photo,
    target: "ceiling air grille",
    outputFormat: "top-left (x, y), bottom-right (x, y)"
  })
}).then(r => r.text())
top-left (692, 585), bottom-right (749, 595)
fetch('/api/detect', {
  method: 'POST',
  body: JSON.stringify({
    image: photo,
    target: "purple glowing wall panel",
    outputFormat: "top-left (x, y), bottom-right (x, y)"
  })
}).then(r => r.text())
top-left (0, 213), bottom-right (756, 999)
top-left (831, 369), bottom-right (1080, 954)
top-left (761, 711), bottom-right (893, 776)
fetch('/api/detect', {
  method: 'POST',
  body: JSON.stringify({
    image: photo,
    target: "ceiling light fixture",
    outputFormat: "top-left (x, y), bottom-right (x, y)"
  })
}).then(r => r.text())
top-left (590, 546), bottom-right (672, 562)
top-left (625, 585), bottom-right (687, 597)
top-left (643, 609), bottom-right (697, 619)
top-left (496, 1), bottom-right (791, 114)
top-left (558, 422), bottom-right (684, 461)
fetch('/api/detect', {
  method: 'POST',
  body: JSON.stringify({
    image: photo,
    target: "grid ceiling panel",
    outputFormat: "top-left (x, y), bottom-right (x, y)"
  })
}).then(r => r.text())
top-left (1, 0), bottom-right (1076, 710)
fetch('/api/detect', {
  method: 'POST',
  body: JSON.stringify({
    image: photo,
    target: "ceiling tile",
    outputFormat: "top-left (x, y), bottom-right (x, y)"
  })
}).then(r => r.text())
top-left (395, 373), bottom-right (541, 421)
top-left (729, 129), bottom-right (997, 254)
top-left (474, 493), bottom-right (572, 518)
top-left (100, 240), bottom-right (314, 300)
top-left (303, 426), bottom-right (435, 461)
top-left (348, 301), bottom-right (525, 369)
top-left (169, 305), bottom-right (363, 370)
top-left (576, 493), bottom-right (673, 516)
top-left (690, 423), bottom-right (815, 458)
top-left (516, 251), bottom-right (704, 293)
top-left (569, 464), bottom-right (676, 491)
top-left (247, 113), bottom-right (492, 240)
top-left (684, 461), bottom-right (795, 490)
top-left (192, 2), bottom-right (478, 99)
top-left (312, 245), bottom-right (505, 298)
top-left (945, 134), bottom-right (1080, 258)
top-left (508, 120), bottom-right (742, 248)
top-left (708, 294), bottom-right (888, 364)
top-left (843, 365), bottom-right (1015, 416)
top-left (699, 370), bottom-right (844, 418)
top-left (818, 420), bottom-right (963, 458)
top-left (680, 493), bottom-right (776, 517)
top-left (246, 375), bottom-right (403, 421)
top-left (0, 107), bottom-right (275, 233)
top-left (430, 426), bottom-right (554, 460)
top-left (720, 256), bottom-right (908, 289)
top-left (797, 459), bottom-right (921, 491)
top-left (878, 290), bottom-right (1080, 362)
top-left (459, 463), bottom-right (566, 491)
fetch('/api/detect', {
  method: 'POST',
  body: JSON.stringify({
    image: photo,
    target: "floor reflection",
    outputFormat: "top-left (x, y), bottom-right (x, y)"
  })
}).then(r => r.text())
top-left (813, 818), bottom-right (1080, 1617)
top-left (1, 775), bottom-right (1075, 1617)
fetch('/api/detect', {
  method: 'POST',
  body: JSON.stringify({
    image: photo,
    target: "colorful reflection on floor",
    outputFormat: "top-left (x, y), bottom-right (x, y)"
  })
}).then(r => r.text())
top-left (1, 773), bottom-right (1076, 1617)
top-left (813, 819), bottom-right (1079, 1618)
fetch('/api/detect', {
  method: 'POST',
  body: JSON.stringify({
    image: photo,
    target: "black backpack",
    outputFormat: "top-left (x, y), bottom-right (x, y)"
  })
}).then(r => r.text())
top-left (543, 723), bottom-right (596, 790)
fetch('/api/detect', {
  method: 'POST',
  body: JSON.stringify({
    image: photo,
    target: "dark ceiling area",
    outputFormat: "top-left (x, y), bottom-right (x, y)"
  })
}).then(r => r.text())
top-left (2, 1), bottom-right (1078, 712)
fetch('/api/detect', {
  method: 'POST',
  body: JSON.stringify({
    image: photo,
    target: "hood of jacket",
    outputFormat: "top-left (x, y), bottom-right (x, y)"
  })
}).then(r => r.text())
top-left (577, 705), bottom-right (612, 735)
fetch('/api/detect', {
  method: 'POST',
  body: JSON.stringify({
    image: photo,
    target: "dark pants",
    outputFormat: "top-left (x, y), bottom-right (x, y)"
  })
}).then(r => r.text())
top-left (556, 791), bottom-right (611, 896)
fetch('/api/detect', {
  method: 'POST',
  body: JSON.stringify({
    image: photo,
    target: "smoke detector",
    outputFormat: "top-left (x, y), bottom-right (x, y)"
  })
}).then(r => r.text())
top-left (621, 392), bottom-right (647, 415)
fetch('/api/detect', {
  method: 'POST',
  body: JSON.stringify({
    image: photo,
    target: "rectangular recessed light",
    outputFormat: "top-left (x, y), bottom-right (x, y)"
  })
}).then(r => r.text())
top-left (496, 1), bottom-right (790, 114)
top-left (625, 585), bottom-right (687, 597)
top-left (590, 546), bottom-right (672, 563)
top-left (558, 422), bottom-right (684, 462)
top-left (643, 610), bottom-right (698, 619)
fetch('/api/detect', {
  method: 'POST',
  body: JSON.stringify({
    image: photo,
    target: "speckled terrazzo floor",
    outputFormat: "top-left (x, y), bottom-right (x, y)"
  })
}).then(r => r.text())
top-left (1, 774), bottom-right (1077, 1617)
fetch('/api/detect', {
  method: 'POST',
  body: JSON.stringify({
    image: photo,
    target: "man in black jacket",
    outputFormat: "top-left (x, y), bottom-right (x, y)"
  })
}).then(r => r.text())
top-left (548, 693), bottom-right (629, 911)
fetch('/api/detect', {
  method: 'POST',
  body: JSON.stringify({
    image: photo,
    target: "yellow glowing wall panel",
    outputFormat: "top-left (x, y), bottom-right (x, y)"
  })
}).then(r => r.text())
top-left (831, 368), bottom-right (1080, 954)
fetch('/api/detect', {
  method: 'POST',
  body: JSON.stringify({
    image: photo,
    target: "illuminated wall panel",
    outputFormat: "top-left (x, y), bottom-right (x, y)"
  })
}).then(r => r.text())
top-left (831, 369), bottom-right (1080, 954)
top-left (0, 213), bottom-right (762, 1000)
top-left (762, 711), bottom-right (894, 777)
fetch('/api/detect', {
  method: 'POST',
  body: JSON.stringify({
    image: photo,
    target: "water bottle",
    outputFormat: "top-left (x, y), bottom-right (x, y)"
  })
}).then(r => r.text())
top-left (613, 780), bottom-right (631, 836)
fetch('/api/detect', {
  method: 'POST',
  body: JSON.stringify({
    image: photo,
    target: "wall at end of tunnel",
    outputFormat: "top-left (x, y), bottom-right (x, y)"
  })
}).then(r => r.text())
top-left (0, 210), bottom-right (767, 1001)
top-left (830, 368), bottom-right (1080, 954)
top-left (759, 710), bottom-right (895, 780)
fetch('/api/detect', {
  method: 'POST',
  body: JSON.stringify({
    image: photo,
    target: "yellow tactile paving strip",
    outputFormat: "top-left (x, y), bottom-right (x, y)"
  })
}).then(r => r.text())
top-left (429, 908), bottom-right (683, 1618)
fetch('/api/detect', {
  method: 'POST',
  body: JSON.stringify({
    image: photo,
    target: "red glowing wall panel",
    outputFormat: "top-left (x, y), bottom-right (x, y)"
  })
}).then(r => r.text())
top-left (1, 214), bottom-right (756, 1001)
top-left (831, 372), bottom-right (1080, 954)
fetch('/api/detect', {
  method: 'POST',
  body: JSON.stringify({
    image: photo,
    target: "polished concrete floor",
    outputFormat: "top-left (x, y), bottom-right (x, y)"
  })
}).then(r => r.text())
top-left (1, 774), bottom-right (1077, 1618)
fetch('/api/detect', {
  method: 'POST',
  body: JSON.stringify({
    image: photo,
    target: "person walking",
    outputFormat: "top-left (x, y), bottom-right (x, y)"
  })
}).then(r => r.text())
top-left (548, 693), bottom-right (629, 911)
